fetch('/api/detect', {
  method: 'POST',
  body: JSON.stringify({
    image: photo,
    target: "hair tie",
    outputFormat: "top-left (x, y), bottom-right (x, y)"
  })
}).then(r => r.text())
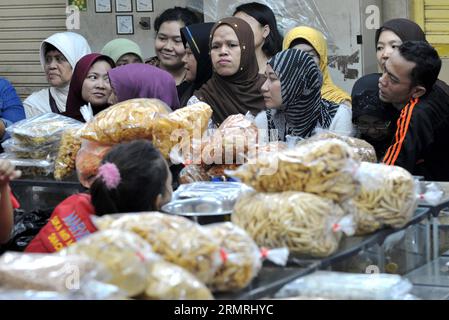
top-left (97, 162), bottom-right (121, 190)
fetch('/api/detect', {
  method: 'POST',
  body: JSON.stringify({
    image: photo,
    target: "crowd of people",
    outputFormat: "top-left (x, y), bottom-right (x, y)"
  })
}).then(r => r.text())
top-left (1, 3), bottom-right (449, 251)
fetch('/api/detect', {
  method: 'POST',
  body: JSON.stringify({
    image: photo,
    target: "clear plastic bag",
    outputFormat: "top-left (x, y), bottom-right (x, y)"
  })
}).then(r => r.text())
top-left (140, 260), bottom-right (214, 300)
top-left (80, 98), bottom-right (171, 144)
top-left (353, 162), bottom-right (418, 235)
top-left (204, 222), bottom-right (262, 292)
top-left (6, 113), bottom-right (83, 147)
top-left (152, 102), bottom-right (213, 159)
top-left (75, 139), bottom-right (113, 188)
top-left (201, 114), bottom-right (259, 165)
top-left (299, 130), bottom-right (377, 163)
top-left (54, 126), bottom-right (84, 180)
top-left (1, 138), bottom-right (58, 160)
top-left (0, 252), bottom-right (110, 293)
top-left (173, 181), bottom-right (253, 204)
top-left (230, 139), bottom-right (360, 203)
top-left (0, 153), bottom-right (54, 177)
top-left (178, 165), bottom-right (210, 184)
top-left (60, 229), bottom-right (159, 297)
top-left (274, 271), bottom-right (414, 300)
top-left (93, 212), bottom-right (222, 284)
top-left (232, 191), bottom-right (354, 257)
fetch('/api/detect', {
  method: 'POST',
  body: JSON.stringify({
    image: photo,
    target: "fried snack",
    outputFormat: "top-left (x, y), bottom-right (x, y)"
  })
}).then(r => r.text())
top-left (231, 139), bottom-right (360, 203)
top-left (6, 113), bottom-right (83, 147)
top-left (80, 98), bottom-right (171, 144)
top-left (152, 102), bottom-right (212, 158)
top-left (299, 132), bottom-right (377, 163)
top-left (61, 229), bottom-right (158, 297)
top-left (353, 162), bottom-right (417, 235)
top-left (204, 222), bottom-right (261, 292)
top-left (0, 154), bottom-right (54, 177)
top-left (232, 192), bottom-right (345, 257)
top-left (179, 165), bottom-right (210, 184)
top-left (141, 260), bottom-right (213, 300)
top-left (207, 164), bottom-right (240, 178)
top-left (54, 127), bottom-right (83, 180)
top-left (1, 139), bottom-right (58, 160)
top-left (95, 212), bottom-right (221, 284)
top-left (75, 140), bottom-right (112, 188)
top-left (0, 252), bottom-right (102, 293)
top-left (201, 114), bottom-right (259, 165)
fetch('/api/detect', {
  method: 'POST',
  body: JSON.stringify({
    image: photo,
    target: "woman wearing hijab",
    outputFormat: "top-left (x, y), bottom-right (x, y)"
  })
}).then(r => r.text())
top-left (259, 49), bottom-right (352, 141)
top-left (23, 32), bottom-right (91, 118)
top-left (101, 38), bottom-right (144, 66)
top-left (64, 53), bottom-right (115, 122)
top-left (188, 17), bottom-right (266, 125)
top-left (107, 63), bottom-right (179, 109)
top-left (283, 26), bottom-right (352, 107)
top-left (179, 22), bottom-right (214, 106)
top-left (351, 18), bottom-right (428, 158)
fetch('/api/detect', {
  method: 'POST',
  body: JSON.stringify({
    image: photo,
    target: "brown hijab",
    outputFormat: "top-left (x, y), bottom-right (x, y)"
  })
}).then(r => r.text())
top-left (194, 17), bottom-right (266, 124)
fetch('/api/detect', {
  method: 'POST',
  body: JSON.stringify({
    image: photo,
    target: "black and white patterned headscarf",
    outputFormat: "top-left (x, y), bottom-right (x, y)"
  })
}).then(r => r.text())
top-left (266, 49), bottom-right (340, 140)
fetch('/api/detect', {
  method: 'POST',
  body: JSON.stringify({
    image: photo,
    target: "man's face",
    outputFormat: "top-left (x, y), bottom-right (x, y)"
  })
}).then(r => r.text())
top-left (378, 50), bottom-right (416, 106)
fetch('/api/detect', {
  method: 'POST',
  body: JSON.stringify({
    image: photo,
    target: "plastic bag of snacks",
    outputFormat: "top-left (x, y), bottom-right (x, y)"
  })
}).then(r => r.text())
top-left (179, 164), bottom-right (210, 184)
top-left (1, 139), bottom-right (58, 160)
top-left (203, 222), bottom-right (262, 292)
top-left (233, 191), bottom-right (355, 257)
top-left (173, 181), bottom-right (253, 204)
top-left (0, 252), bottom-right (108, 293)
top-left (140, 260), bottom-right (213, 300)
top-left (352, 162), bottom-right (417, 235)
top-left (274, 271), bottom-right (414, 300)
top-left (94, 212), bottom-right (221, 284)
top-left (230, 139), bottom-right (360, 203)
top-left (152, 102), bottom-right (212, 158)
top-left (298, 131), bottom-right (377, 163)
top-left (0, 153), bottom-right (53, 177)
top-left (6, 113), bottom-right (83, 147)
top-left (54, 126), bottom-right (84, 180)
top-left (75, 139), bottom-right (113, 188)
top-left (201, 114), bottom-right (259, 165)
top-left (60, 229), bottom-right (160, 297)
top-left (80, 98), bottom-right (171, 144)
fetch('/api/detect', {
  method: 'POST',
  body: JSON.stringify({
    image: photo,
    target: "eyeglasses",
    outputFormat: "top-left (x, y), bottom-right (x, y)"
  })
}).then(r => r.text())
top-left (356, 121), bottom-right (391, 132)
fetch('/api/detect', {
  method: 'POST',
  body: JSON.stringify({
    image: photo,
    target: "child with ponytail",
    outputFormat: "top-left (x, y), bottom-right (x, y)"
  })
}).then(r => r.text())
top-left (26, 140), bottom-right (172, 253)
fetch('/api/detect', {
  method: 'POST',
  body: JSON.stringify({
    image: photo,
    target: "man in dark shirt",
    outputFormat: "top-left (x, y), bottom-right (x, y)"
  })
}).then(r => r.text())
top-left (379, 41), bottom-right (449, 181)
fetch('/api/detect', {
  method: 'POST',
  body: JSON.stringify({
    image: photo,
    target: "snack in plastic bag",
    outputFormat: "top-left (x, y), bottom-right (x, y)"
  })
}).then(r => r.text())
top-left (201, 114), bottom-right (259, 165)
top-left (54, 126), bottom-right (84, 180)
top-left (274, 271), bottom-right (414, 300)
top-left (204, 222), bottom-right (262, 292)
top-left (207, 164), bottom-right (240, 178)
top-left (6, 113), bottom-right (83, 147)
top-left (80, 98), bottom-right (171, 144)
top-left (75, 139), bottom-right (112, 188)
top-left (179, 165), bottom-right (210, 184)
top-left (0, 252), bottom-right (106, 293)
top-left (0, 153), bottom-right (54, 177)
top-left (94, 212), bottom-right (221, 284)
top-left (60, 229), bottom-right (159, 297)
top-left (141, 260), bottom-right (213, 300)
top-left (232, 191), bottom-right (350, 257)
top-left (353, 162), bottom-right (417, 235)
top-left (1, 138), bottom-right (58, 160)
top-left (231, 139), bottom-right (360, 203)
top-left (152, 102), bottom-right (213, 158)
top-left (299, 131), bottom-right (377, 163)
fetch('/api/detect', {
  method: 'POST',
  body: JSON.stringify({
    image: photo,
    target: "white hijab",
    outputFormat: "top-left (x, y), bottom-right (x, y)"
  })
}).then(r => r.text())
top-left (24, 32), bottom-right (91, 117)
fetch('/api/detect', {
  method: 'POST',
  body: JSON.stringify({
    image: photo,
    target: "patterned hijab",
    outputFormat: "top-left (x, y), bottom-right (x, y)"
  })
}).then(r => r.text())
top-left (194, 17), bottom-right (266, 124)
top-left (267, 49), bottom-right (340, 140)
top-left (283, 26), bottom-right (351, 105)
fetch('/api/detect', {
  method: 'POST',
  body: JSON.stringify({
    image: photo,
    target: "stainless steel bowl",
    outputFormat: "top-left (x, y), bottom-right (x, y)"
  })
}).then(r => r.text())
top-left (161, 197), bottom-right (232, 225)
